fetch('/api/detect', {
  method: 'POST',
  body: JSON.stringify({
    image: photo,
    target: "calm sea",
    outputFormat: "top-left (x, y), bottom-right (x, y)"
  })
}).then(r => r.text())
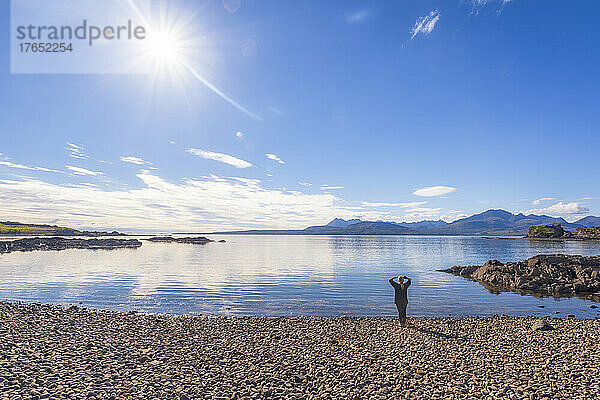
top-left (1, 235), bottom-right (599, 318)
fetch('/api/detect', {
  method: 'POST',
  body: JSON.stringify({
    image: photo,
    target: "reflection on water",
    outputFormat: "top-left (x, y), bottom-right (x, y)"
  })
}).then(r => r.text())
top-left (0, 235), bottom-right (599, 317)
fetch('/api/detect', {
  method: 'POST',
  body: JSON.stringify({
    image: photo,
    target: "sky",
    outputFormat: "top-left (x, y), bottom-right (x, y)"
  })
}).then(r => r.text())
top-left (0, 0), bottom-right (599, 233)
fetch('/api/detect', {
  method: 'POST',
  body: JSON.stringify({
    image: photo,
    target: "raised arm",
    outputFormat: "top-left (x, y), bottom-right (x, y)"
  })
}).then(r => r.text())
top-left (389, 277), bottom-right (399, 288)
top-left (404, 276), bottom-right (411, 288)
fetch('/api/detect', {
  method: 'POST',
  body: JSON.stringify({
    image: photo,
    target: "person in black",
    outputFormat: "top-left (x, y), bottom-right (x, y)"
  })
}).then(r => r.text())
top-left (389, 275), bottom-right (411, 326)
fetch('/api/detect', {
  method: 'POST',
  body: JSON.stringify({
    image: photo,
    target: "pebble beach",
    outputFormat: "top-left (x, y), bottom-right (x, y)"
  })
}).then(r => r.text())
top-left (1, 302), bottom-right (599, 400)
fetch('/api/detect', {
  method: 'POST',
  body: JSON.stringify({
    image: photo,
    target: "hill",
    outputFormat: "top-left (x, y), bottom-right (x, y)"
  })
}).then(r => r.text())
top-left (0, 221), bottom-right (123, 236)
top-left (574, 216), bottom-right (600, 227)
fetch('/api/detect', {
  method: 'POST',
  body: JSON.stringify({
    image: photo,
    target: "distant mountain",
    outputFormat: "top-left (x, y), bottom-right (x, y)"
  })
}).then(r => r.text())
top-left (207, 209), bottom-right (599, 236)
top-left (575, 216), bottom-right (600, 227)
top-left (396, 220), bottom-right (448, 230)
top-left (325, 218), bottom-right (363, 228)
top-left (428, 209), bottom-right (583, 236)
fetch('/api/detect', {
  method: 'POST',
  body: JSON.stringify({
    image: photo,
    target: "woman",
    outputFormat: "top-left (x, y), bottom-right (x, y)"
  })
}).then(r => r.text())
top-left (389, 275), bottom-right (411, 326)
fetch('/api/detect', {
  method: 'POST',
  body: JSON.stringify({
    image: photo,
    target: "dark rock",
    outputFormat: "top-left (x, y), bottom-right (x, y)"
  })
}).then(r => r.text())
top-left (440, 254), bottom-right (600, 299)
top-left (591, 305), bottom-right (598, 309)
top-left (0, 237), bottom-right (142, 254)
top-left (533, 320), bottom-right (555, 331)
top-left (146, 236), bottom-right (213, 245)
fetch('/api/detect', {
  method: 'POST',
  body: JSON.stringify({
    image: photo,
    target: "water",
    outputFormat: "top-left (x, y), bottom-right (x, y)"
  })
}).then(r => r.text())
top-left (1, 235), bottom-right (599, 318)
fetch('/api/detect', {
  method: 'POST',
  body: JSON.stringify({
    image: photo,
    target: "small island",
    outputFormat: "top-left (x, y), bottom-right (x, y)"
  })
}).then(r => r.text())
top-left (0, 237), bottom-right (142, 254)
top-left (440, 254), bottom-right (600, 299)
top-left (145, 236), bottom-right (218, 244)
top-left (526, 224), bottom-right (600, 240)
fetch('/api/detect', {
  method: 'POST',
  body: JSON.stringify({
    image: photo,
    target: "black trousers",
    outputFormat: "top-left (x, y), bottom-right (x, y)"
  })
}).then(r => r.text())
top-left (395, 302), bottom-right (407, 324)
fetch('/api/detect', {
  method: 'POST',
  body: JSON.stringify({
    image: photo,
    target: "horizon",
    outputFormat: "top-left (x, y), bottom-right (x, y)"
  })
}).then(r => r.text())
top-left (3, 207), bottom-right (598, 235)
top-left (1, 0), bottom-right (599, 232)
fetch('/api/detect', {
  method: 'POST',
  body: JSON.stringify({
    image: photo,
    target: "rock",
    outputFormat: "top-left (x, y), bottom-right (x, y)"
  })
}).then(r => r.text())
top-left (532, 320), bottom-right (555, 331)
top-left (0, 237), bottom-right (142, 254)
top-left (440, 254), bottom-right (600, 299)
top-left (526, 224), bottom-right (600, 240)
top-left (591, 305), bottom-right (598, 309)
top-left (526, 224), bottom-right (566, 238)
top-left (145, 237), bottom-right (213, 245)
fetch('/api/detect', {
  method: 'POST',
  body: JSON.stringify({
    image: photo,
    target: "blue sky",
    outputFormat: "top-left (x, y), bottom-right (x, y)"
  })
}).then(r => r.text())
top-left (0, 0), bottom-right (599, 232)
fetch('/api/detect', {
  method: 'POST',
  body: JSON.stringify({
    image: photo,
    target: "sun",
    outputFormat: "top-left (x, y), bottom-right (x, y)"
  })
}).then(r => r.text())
top-left (143, 28), bottom-right (185, 66)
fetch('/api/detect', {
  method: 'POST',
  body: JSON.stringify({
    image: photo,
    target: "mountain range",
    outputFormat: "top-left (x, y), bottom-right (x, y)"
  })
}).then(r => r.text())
top-left (208, 209), bottom-right (600, 236)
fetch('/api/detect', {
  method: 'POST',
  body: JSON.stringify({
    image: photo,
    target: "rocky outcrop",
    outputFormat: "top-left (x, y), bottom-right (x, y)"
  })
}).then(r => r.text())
top-left (146, 236), bottom-right (213, 245)
top-left (0, 237), bottom-right (142, 254)
top-left (527, 225), bottom-right (600, 240)
top-left (439, 254), bottom-right (600, 298)
top-left (526, 224), bottom-right (566, 238)
top-left (572, 227), bottom-right (600, 240)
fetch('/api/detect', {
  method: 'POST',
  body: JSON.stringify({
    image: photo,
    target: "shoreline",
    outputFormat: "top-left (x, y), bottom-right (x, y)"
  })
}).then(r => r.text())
top-left (1, 302), bottom-right (599, 399)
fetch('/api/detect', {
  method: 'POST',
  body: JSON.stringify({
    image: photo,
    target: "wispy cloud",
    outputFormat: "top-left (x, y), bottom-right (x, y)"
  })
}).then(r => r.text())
top-left (413, 185), bottom-right (455, 197)
top-left (298, 181), bottom-right (312, 186)
top-left (531, 197), bottom-right (555, 206)
top-left (65, 165), bottom-right (103, 176)
top-left (187, 149), bottom-right (252, 169)
top-left (266, 106), bottom-right (283, 115)
top-left (66, 143), bottom-right (88, 160)
top-left (120, 156), bottom-right (151, 165)
top-left (266, 153), bottom-right (286, 165)
top-left (0, 160), bottom-right (63, 174)
top-left (468, 0), bottom-right (513, 14)
top-left (320, 185), bottom-right (344, 190)
top-left (410, 10), bottom-right (440, 40)
top-left (527, 202), bottom-right (589, 216)
top-left (346, 9), bottom-right (372, 24)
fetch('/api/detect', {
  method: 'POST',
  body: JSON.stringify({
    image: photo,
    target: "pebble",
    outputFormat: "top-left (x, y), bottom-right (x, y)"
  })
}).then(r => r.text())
top-left (0, 302), bottom-right (599, 399)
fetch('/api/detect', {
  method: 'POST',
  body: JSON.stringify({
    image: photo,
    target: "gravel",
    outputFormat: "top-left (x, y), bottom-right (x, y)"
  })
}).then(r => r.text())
top-left (1, 301), bottom-right (599, 399)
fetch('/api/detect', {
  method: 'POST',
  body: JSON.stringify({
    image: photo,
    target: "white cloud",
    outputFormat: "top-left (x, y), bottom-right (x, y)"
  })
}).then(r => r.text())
top-left (298, 181), bottom-right (312, 186)
top-left (65, 165), bottom-right (103, 176)
top-left (120, 156), bottom-right (151, 165)
top-left (187, 149), bottom-right (252, 169)
top-left (346, 9), bottom-right (372, 24)
top-left (0, 160), bottom-right (63, 174)
top-left (66, 143), bottom-right (88, 159)
top-left (266, 153), bottom-right (286, 165)
top-left (410, 10), bottom-right (440, 40)
top-left (362, 201), bottom-right (428, 208)
top-left (0, 172), bottom-right (374, 232)
top-left (236, 131), bottom-right (243, 138)
top-left (169, 140), bottom-right (176, 144)
top-left (527, 202), bottom-right (589, 216)
top-left (531, 197), bottom-right (555, 206)
top-left (266, 173), bottom-right (273, 177)
top-left (413, 185), bottom-right (456, 197)
top-left (320, 185), bottom-right (344, 190)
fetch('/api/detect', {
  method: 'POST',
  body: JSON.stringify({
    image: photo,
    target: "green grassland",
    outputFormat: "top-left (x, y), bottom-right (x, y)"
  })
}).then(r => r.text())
top-left (0, 221), bottom-right (82, 236)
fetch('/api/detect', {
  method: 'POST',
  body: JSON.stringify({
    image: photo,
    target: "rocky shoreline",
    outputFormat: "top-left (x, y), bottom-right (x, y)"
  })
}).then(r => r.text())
top-left (0, 238), bottom-right (142, 254)
top-left (440, 254), bottom-right (600, 300)
top-left (1, 302), bottom-right (599, 399)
